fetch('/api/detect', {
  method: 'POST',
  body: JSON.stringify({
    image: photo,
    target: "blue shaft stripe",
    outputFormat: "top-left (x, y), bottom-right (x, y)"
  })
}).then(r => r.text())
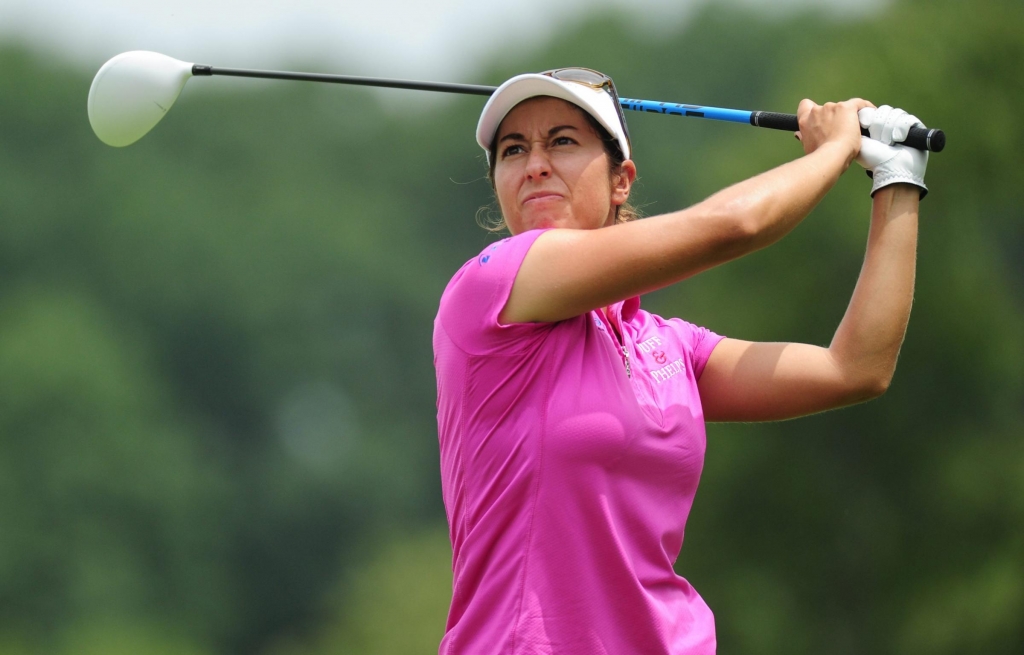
top-left (618, 98), bottom-right (752, 125)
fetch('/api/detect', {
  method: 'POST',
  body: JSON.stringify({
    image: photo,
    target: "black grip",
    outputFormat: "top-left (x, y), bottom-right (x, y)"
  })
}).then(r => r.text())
top-left (750, 111), bottom-right (799, 132)
top-left (905, 126), bottom-right (945, 153)
top-left (857, 125), bottom-right (946, 153)
top-left (751, 110), bottom-right (946, 153)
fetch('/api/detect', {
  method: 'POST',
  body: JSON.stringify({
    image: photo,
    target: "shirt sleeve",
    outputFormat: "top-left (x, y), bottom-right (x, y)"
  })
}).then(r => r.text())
top-left (662, 316), bottom-right (725, 380)
top-left (437, 229), bottom-right (552, 356)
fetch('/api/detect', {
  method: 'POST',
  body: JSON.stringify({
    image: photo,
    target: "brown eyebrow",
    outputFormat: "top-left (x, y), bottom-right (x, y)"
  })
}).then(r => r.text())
top-left (497, 124), bottom-right (579, 145)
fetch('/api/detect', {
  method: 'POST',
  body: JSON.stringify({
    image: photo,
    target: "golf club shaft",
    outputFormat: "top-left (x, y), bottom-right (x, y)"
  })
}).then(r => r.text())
top-left (193, 65), bottom-right (497, 96)
top-left (192, 65), bottom-right (945, 152)
top-left (620, 99), bottom-right (945, 153)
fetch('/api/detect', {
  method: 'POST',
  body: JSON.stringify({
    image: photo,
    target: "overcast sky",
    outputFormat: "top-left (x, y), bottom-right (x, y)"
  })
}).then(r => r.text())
top-left (1, 0), bottom-right (884, 79)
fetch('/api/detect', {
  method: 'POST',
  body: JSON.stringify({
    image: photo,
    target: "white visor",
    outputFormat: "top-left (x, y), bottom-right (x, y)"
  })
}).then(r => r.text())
top-left (476, 73), bottom-right (631, 162)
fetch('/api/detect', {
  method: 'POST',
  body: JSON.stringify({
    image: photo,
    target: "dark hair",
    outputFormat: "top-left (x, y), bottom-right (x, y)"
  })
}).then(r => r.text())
top-left (478, 102), bottom-right (640, 233)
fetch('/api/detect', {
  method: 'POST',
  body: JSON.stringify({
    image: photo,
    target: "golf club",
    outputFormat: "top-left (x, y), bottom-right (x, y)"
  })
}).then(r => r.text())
top-left (88, 51), bottom-right (946, 152)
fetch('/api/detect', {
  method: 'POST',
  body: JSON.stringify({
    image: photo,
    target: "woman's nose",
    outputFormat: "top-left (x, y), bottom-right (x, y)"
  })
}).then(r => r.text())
top-left (525, 148), bottom-right (551, 179)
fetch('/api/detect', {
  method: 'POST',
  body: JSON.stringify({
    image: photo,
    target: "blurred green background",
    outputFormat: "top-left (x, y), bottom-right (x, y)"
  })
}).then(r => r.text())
top-left (1, 0), bottom-right (1022, 653)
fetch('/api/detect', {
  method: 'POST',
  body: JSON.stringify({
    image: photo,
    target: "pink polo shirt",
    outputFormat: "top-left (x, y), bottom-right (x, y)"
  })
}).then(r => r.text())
top-left (433, 229), bottom-right (724, 655)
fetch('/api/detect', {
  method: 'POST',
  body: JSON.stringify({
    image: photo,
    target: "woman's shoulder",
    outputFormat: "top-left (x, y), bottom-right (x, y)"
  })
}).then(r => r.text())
top-left (436, 229), bottom-right (553, 356)
top-left (440, 231), bottom-right (548, 305)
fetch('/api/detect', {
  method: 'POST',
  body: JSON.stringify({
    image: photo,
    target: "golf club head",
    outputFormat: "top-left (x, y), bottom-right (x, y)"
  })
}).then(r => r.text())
top-left (88, 51), bottom-right (194, 147)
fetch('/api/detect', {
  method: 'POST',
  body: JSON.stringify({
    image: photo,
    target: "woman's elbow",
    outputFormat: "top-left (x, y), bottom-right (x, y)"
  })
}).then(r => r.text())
top-left (721, 197), bottom-right (789, 251)
top-left (848, 367), bottom-right (894, 403)
top-left (829, 347), bottom-right (899, 404)
top-left (863, 373), bottom-right (893, 400)
top-left (702, 201), bottom-right (764, 252)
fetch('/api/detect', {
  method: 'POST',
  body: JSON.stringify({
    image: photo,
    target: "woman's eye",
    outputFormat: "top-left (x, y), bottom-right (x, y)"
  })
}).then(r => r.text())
top-left (552, 136), bottom-right (575, 146)
top-left (501, 144), bottom-right (524, 158)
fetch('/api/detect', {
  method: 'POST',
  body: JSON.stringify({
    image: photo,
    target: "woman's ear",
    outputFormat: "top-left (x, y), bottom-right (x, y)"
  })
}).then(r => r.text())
top-left (611, 159), bottom-right (637, 205)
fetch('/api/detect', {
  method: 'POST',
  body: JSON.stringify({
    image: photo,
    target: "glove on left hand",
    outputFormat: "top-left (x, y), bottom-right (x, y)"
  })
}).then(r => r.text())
top-left (856, 105), bottom-right (929, 199)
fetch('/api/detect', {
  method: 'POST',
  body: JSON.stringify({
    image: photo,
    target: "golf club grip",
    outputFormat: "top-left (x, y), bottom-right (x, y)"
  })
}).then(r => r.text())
top-left (749, 111), bottom-right (945, 152)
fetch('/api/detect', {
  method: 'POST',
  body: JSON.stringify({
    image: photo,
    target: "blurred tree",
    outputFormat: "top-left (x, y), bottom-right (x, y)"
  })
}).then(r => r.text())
top-left (266, 528), bottom-right (452, 655)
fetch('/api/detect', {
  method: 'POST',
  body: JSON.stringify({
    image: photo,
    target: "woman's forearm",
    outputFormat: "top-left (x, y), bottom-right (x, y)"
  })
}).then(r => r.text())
top-left (612, 140), bottom-right (854, 294)
top-left (693, 140), bottom-right (855, 253)
top-left (503, 101), bottom-right (871, 324)
top-left (506, 141), bottom-right (859, 324)
top-left (829, 184), bottom-right (920, 394)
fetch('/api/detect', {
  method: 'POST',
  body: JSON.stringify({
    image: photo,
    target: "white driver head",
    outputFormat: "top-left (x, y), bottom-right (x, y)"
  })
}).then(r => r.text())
top-left (88, 51), bottom-right (194, 147)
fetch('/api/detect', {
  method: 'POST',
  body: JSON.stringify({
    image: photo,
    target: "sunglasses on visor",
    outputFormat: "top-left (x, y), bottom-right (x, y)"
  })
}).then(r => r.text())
top-left (541, 67), bottom-right (632, 150)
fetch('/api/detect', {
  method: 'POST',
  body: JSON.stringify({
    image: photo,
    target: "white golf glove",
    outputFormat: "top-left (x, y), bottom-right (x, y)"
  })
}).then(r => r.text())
top-left (856, 105), bottom-right (929, 199)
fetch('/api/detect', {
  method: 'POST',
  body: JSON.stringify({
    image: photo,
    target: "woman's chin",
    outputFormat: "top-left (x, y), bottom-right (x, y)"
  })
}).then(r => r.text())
top-left (520, 207), bottom-right (575, 231)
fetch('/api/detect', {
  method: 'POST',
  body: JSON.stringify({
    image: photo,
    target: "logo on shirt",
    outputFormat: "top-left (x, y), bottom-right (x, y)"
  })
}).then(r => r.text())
top-left (651, 358), bottom-right (687, 384)
top-left (478, 243), bottom-right (500, 265)
top-left (636, 335), bottom-right (663, 353)
top-left (636, 335), bottom-right (685, 384)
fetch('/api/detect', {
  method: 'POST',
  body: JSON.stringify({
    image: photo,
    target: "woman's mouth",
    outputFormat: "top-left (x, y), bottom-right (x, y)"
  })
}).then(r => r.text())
top-left (523, 192), bottom-right (562, 206)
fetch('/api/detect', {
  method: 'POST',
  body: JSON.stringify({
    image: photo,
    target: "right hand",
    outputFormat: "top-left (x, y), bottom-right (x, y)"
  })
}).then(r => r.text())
top-left (794, 98), bottom-right (875, 163)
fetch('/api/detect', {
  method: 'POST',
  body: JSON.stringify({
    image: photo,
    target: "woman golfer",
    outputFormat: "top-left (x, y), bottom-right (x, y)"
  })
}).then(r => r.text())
top-left (433, 69), bottom-right (927, 654)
